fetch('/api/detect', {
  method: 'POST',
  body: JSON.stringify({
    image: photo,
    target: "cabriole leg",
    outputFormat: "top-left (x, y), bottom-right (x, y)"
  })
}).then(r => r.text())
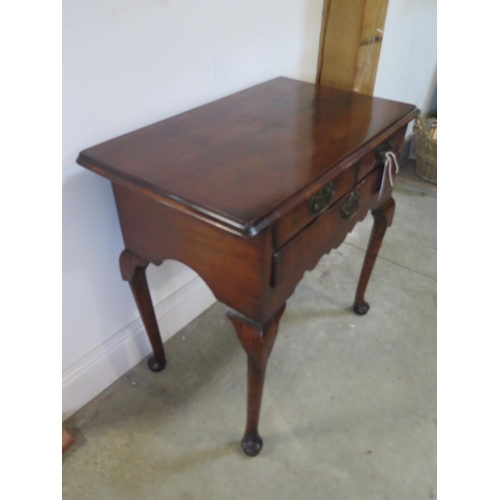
top-left (119, 249), bottom-right (166, 372)
top-left (354, 197), bottom-right (396, 315)
top-left (227, 304), bottom-right (286, 457)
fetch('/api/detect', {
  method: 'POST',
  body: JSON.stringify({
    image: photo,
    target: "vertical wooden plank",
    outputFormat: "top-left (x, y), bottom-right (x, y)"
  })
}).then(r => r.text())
top-left (317, 0), bottom-right (366, 91)
top-left (316, 0), bottom-right (389, 95)
top-left (315, 0), bottom-right (332, 84)
top-left (352, 0), bottom-right (389, 95)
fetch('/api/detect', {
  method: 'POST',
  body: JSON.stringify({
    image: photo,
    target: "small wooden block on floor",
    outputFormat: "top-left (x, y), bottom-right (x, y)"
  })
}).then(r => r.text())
top-left (62, 428), bottom-right (74, 453)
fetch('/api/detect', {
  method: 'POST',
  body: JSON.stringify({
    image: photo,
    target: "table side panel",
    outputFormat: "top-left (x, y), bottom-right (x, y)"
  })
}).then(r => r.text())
top-left (112, 184), bottom-right (273, 322)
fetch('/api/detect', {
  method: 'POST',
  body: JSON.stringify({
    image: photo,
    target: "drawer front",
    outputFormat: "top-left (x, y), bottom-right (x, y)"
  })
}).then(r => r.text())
top-left (272, 166), bottom-right (384, 288)
top-left (273, 166), bottom-right (356, 248)
top-left (273, 126), bottom-right (406, 249)
top-left (357, 126), bottom-right (406, 181)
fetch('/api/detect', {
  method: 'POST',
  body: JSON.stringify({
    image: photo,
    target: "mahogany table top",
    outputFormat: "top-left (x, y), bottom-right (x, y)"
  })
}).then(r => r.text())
top-left (77, 77), bottom-right (416, 236)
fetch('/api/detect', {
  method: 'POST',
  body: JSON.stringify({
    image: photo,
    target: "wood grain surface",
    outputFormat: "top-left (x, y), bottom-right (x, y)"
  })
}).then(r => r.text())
top-left (78, 77), bottom-right (417, 236)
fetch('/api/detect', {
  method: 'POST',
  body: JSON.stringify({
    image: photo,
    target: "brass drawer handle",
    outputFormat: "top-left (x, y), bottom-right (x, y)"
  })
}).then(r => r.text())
top-left (309, 181), bottom-right (335, 214)
top-left (375, 138), bottom-right (394, 162)
top-left (341, 191), bottom-right (360, 219)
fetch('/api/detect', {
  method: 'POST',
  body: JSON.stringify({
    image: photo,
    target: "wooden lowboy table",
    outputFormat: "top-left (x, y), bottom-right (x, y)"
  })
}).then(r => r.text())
top-left (77, 77), bottom-right (418, 456)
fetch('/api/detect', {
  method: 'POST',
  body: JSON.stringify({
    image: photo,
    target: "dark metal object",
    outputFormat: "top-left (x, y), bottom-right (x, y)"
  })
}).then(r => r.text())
top-left (375, 139), bottom-right (393, 162)
top-left (341, 191), bottom-right (360, 219)
top-left (309, 181), bottom-right (335, 214)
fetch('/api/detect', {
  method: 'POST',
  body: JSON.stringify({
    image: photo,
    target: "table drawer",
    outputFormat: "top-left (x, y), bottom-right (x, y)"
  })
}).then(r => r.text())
top-left (356, 126), bottom-right (406, 181)
top-left (272, 166), bottom-right (384, 288)
top-left (273, 126), bottom-right (406, 249)
top-left (273, 167), bottom-right (356, 248)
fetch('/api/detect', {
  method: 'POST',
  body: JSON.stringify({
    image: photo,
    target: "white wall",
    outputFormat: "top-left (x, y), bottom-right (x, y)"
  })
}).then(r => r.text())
top-left (374, 0), bottom-right (437, 116)
top-left (62, 0), bottom-right (323, 419)
top-left (63, 0), bottom-right (437, 420)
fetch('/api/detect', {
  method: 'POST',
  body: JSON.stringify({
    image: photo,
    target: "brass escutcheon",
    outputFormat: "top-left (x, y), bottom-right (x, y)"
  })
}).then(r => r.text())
top-left (309, 181), bottom-right (335, 214)
top-left (375, 138), bottom-right (394, 162)
top-left (341, 191), bottom-right (360, 219)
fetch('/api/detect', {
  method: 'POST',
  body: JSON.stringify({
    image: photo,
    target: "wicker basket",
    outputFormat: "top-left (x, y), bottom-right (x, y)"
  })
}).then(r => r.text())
top-left (413, 116), bottom-right (437, 184)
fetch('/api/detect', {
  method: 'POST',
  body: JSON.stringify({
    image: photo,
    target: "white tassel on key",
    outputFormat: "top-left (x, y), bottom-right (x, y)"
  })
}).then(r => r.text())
top-left (378, 151), bottom-right (400, 200)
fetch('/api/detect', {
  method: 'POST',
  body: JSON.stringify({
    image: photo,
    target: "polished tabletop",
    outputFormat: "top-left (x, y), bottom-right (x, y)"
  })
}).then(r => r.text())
top-left (78, 77), bottom-right (416, 232)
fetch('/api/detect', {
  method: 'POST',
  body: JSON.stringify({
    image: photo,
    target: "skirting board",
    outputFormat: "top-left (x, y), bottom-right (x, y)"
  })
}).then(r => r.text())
top-left (62, 276), bottom-right (216, 421)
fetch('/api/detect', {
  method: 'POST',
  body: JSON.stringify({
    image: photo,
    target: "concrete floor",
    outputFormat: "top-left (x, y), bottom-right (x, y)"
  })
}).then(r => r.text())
top-left (63, 174), bottom-right (436, 500)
